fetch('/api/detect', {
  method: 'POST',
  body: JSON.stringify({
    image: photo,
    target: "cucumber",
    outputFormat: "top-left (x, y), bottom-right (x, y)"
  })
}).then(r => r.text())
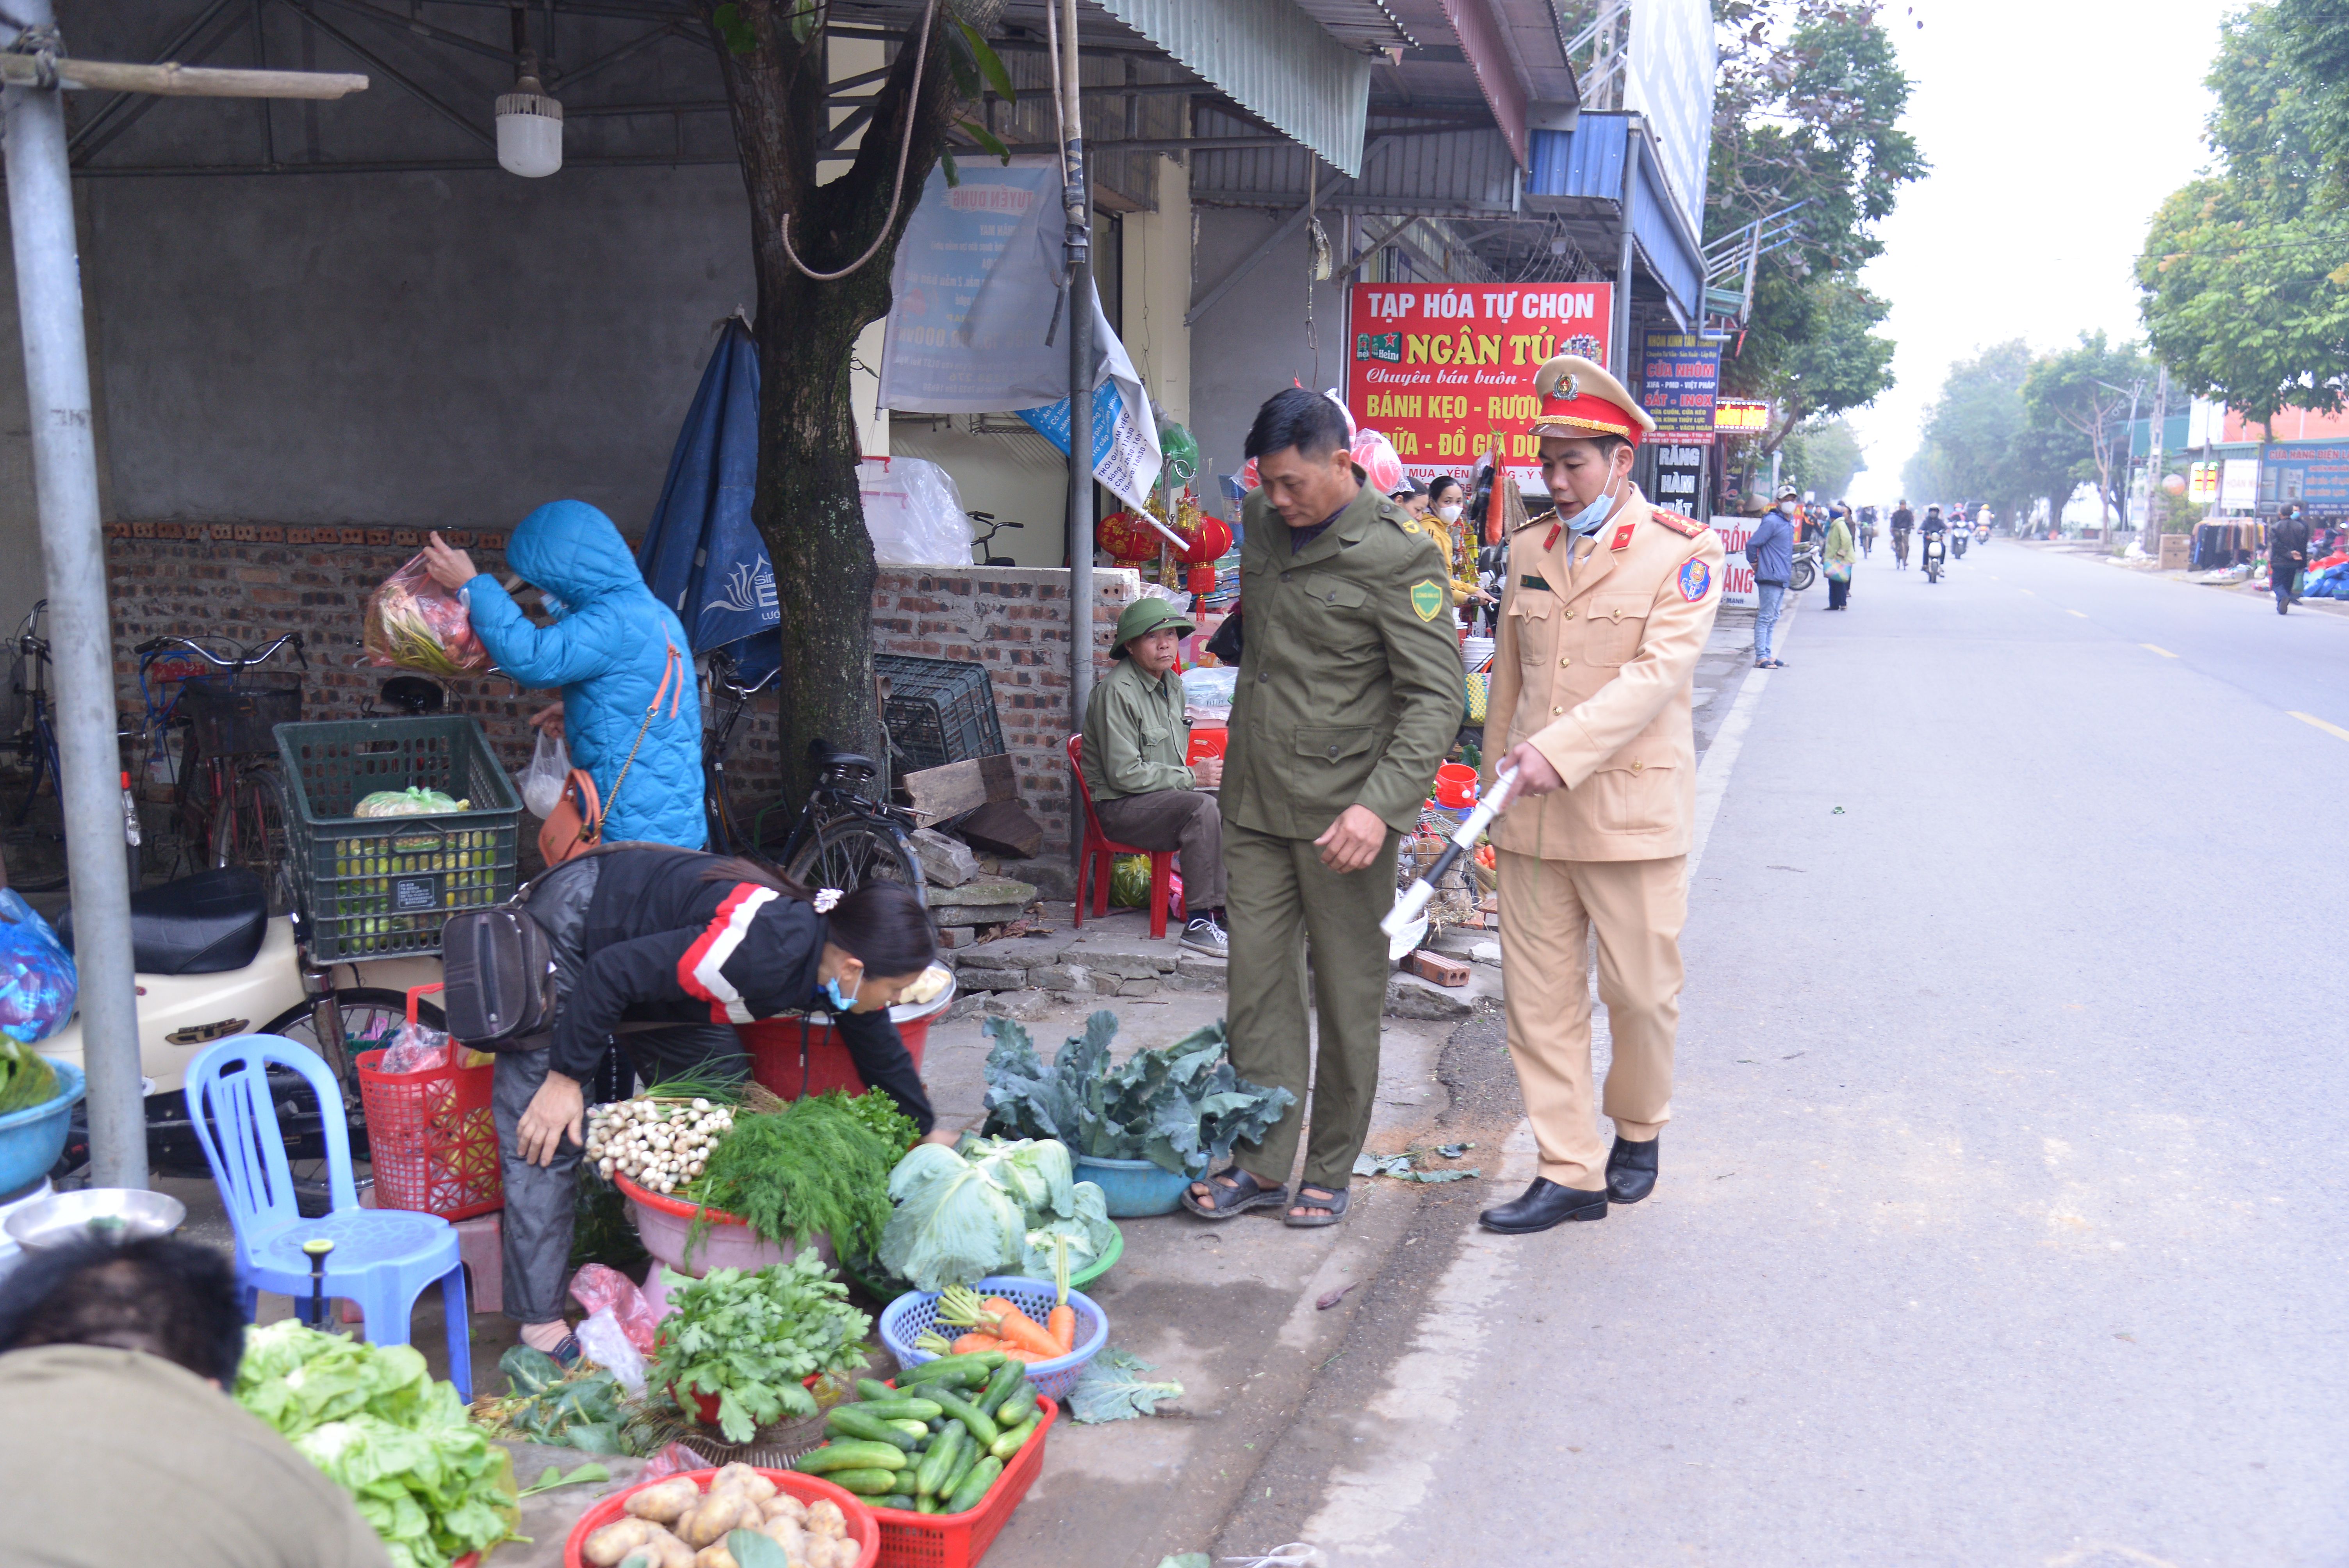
top-left (993, 1384), bottom-right (1037, 1429)
top-left (827, 1408), bottom-right (919, 1450)
top-left (856, 1397), bottom-right (943, 1422)
top-left (916, 1495), bottom-right (940, 1514)
top-left (900, 1353), bottom-right (997, 1387)
top-left (889, 1419), bottom-right (930, 1440)
top-left (913, 1422), bottom-right (965, 1497)
top-left (795, 1440), bottom-right (908, 1474)
top-left (825, 1467), bottom-right (900, 1497)
top-left (938, 1429), bottom-right (982, 1498)
top-left (927, 1386), bottom-right (1001, 1448)
top-left (944, 1455), bottom-right (1004, 1515)
top-left (989, 1415), bottom-right (1038, 1461)
top-left (877, 1495), bottom-right (916, 1512)
top-left (856, 1378), bottom-right (899, 1402)
top-left (975, 1360), bottom-right (1028, 1417)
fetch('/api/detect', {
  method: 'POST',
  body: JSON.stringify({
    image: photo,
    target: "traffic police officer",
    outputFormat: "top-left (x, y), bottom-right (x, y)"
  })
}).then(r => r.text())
top-left (1182, 388), bottom-right (1462, 1229)
top-left (1478, 355), bottom-right (1726, 1234)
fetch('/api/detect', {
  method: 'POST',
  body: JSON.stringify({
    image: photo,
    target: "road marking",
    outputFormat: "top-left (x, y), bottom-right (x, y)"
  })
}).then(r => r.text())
top-left (1688, 605), bottom-right (1792, 876)
top-left (2066, 610), bottom-right (2087, 618)
top-left (2141, 643), bottom-right (2178, 658)
top-left (2292, 711), bottom-right (2349, 743)
top-left (2020, 588), bottom-right (2035, 595)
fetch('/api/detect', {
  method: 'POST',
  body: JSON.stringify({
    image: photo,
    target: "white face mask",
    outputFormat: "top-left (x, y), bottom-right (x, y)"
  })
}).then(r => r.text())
top-left (1435, 503), bottom-right (1463, 524)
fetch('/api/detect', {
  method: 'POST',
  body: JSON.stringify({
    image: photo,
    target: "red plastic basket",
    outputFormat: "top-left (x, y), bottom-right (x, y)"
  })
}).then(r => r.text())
top-left (563, 1469), bottom-right (879, 1568)
top-left (742, 1014), bottom-right (933, 1102)
top-left (863, 1395), bottom-right (1058, 1568)
top-left (354, 985), bottom-right (501, 1221)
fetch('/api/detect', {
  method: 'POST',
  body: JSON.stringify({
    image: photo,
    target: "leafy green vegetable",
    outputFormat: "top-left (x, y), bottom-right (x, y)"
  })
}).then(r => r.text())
top-left (1069, 1347), bottom-right (1183, 1424)
top-left (982, 1014), bottom-right (1296, 1178)
top-left (519, 1460), bottom-right (610, 1496)
top-left (877, 1135), bottom-right (1121, 1292)
top-left (681, 1093), bottom-right (896, 1263)
top-left (234, 1320), bottom-right (516, 1568)
top-left (0, 1037), bottom-right (59, 1114)
top-left (646, 1254), bottom-right (872, 1445)
top-left (480, 1347), bottom-right (631, 1452)
top-left (831, 1085), bottom-right (921, 1155)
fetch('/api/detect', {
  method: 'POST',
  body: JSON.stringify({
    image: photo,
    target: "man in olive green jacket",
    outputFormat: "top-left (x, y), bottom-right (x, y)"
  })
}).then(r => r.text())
top-left (1182, 389), bottom-right (1463, 1227)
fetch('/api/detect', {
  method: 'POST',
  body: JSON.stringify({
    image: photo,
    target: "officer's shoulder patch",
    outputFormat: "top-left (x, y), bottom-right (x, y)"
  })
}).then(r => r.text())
top-left (1677, 558), bottom-right (1712, 602)
top-left (1650, 508), bottom-right (1707, 539)
top-left (1410, 579), bottom-right (1445, 622)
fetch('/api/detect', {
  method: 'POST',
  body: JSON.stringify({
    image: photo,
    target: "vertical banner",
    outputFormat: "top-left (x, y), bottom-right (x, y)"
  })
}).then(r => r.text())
top-left (2221, 458), bottom-right (2261, 511)
top-left (1650, 441), bottom-right (1708, 515)
top-left (1347, 282), bottom-right (1614, 488)
top-left (1639, 331), bottom-right (1722, 441)
top-left (1708, 516), bottom-right (1756, 607)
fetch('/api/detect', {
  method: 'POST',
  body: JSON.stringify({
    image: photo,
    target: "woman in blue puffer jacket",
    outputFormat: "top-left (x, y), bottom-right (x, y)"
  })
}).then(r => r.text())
top-left (424, 500), bottom-right (705, 849)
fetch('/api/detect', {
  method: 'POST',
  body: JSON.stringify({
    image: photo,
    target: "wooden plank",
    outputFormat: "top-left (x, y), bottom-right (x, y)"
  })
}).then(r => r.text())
top-left (902, 753), bottom-right (1018, 821)
top-left (954, 799), bottom-right (1045, 859)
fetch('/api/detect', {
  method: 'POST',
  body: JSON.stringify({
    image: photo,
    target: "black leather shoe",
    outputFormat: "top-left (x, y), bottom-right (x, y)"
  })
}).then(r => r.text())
top-left (1478, 1178), bottom-right (1607, 1233)
top-left (1606, 1136), bottom-right (1659, 1204)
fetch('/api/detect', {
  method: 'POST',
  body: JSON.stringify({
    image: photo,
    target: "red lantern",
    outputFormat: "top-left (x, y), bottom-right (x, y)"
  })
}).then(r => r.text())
top-left (1179, 514), bottom-right (1233, 565)
top-left (1095, 509), bottom-right (1163, 563)
top-left (1187, 564), bottom-right (1218, 595)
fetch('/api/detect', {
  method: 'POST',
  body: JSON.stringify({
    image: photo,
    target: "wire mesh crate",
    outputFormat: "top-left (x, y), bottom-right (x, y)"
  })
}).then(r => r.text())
top-left (875, 654), bottom-right (1003, 773)
top-left (178, 675), bottom-right (303, 759)
top-left (274, 716), bottom-right (522, 962)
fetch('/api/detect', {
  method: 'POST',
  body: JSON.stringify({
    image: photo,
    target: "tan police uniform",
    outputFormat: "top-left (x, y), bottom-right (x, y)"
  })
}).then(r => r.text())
top-left (1483, 356), bottom-right (1726, 1194)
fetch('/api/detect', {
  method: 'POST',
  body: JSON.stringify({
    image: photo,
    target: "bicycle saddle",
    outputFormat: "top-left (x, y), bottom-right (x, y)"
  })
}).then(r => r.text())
top-left (816, 752), bottom-right (877, 775)
top-left (56, 866), bottom-right (268, 976)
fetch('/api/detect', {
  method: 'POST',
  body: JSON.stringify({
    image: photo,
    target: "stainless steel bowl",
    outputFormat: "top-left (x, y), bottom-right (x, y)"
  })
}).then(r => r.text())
top-left (3, 1188), bottom-right (188, 1251)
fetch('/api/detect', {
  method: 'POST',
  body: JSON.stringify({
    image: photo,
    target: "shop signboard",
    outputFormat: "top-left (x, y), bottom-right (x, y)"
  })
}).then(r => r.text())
top-left (2189, 460), bottom-right (2220, 503)
top-left (1708, 517), bottom-right (1756, 608)
top-left (2221, 458), bottom-right (2261, 511)
top-left (1346, 282), bottom-right (1614, 487)
top-left (1714, 398), bottom-right (1770, 436)
top-left (1640, 333), bottom-right (1721, 442)
top-left (1650, 442), bottom-right (1708, 515)
top-left (1624, 0), bottom-right (1717, 236)
top-left (2254, 442), bottom-right (2349, 514)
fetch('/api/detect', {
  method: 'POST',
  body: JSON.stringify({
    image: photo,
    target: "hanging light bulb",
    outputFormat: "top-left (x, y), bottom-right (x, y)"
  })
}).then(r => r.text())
top-left (496, 53), bottom-right (563, 178)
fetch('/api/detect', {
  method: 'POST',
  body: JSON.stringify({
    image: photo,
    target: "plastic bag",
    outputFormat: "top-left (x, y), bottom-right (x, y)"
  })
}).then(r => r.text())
top-left (1351, 428), bottom-right (1406, 495)
top-left (516, 729), bottom-right (569, 820)
top-left (0, 887), bottom-right (77, 1046)
top-left (378, 1017), bottom-right (450, 1075)
top-left (859, 456), bottom-right (973, 566)
top-left (568, 1261), bottom-right (663, 1353)
top-left (364, 552), bottom-right (492, 677)
top-left (572, 1307), bottom-right (647, 1396)
top-left (354, 787), bottom-right (467, 818)
top-left (1108, 856), bottom-right (1185, 919)
top-left (641, 1440), bottom-right (715, 1481)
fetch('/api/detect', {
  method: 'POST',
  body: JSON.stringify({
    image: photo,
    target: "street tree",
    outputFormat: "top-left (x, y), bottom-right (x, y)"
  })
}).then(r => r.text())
top-left (706, 0), bottom-right (1011, 797)
top-left (2272, 0), bottom-right (2349, 209)
top-left (2021, 333), bottom-right (2153, 541)
top-left (1782, 417), bottom-right (1864, 500)
top-left (1905, 340), bottom-right (2034, 515)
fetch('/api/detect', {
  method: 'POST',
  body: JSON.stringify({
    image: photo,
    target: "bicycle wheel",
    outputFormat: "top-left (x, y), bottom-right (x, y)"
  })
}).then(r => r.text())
top-left (212, 761), bottom-right (294, 914)
top-left (262, 988), bottom-right (442, 1215)
top-left (784, 816), bottom-right (926, 905)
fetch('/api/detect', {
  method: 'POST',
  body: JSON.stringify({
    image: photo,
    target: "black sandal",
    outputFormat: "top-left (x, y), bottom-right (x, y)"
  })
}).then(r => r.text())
top-left (1181, 1166), bottom-right (1287, 1221)
top-left (1283, 1183), bottom-right (1350, 1228)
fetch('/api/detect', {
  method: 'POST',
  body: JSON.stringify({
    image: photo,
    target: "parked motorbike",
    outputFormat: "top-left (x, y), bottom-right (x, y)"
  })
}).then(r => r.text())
top-left (1923, 532), bottom-right (1947, 584)
top-left (1789, 539), bottom-right (1821, 593)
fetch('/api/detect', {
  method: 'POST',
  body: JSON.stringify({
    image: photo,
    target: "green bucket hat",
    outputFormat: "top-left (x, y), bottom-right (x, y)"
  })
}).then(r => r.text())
top-left (1111, 597), bottom-right (1197, 657)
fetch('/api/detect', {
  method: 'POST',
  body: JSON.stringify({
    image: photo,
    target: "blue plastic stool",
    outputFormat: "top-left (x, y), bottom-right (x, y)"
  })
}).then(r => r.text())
top-left (184, 1033), bottom-right (472, 1399)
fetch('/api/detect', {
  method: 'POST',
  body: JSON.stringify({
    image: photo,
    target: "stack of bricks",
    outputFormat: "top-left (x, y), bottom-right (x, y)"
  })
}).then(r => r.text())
top-left (869, 565), bottom-right (1141, 850)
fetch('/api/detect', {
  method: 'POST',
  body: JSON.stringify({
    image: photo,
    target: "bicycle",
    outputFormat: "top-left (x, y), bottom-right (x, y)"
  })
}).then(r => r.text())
top-left (971, 511), bottom-right (1023, 567)
top-left (768, 739), bottom-right (927, 906)
top-left (702, 647), bottom-right (779, 855)
top-left (135, 631), bottom-right (307, 910)
top-left (2, 602), bottom-right (72, 892)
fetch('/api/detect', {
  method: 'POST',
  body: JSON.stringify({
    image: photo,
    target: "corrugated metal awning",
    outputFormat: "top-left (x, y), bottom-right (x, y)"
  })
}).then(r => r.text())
top-left (1098, 0), bottom-right (1376, 175)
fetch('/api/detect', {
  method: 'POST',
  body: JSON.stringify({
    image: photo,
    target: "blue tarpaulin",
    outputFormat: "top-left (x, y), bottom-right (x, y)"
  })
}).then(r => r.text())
top-left (638, 317), bottom-right (780, 676)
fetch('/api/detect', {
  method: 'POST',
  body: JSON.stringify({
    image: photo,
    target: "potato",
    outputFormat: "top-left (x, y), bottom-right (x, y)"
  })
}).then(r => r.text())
top-left (675, 1493), bottom-right (762, 1550)
top-left (710, 1463), bottom-right (779, 1502)
top-left (624, 1479), bottom-right (703, 1525)
top-left (693, 1546), bottom-right (739, 1568)
top-left (803, 1536), bottom-right (860, 1568)
top-left (585, 1518), bottom-right (661, 1566)
top-left (804, 1500), bottom-right (848, 1538)
top-left (759, 1515), bottom-right (806, 1556)
top-left (760, 1494), bottom-right (809, 1525)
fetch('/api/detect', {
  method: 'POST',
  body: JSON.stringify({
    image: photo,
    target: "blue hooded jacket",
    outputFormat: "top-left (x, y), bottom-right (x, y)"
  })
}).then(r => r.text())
top-left (466, 501), bottom-right (706, 849)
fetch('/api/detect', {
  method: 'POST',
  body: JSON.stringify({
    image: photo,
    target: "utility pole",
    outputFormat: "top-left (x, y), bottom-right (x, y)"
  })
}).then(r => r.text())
top-left (0, 11), bottom-right (363, 1188)
top-left (2145, 365), bottom-right (2169, 554)
top-left (1054, 0), bottom-right (1093, 864)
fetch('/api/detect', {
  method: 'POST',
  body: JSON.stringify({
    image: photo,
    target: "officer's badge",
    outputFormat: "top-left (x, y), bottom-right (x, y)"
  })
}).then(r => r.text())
top-left (1410, 579), bottom-right (1444, 621)
top-left (1400, 518), bottom-right (1421, 535)
top-left (1678, 558), bottom-right (1711, 602)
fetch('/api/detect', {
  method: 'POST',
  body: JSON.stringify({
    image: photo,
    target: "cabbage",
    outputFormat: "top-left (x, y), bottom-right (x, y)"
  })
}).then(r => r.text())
top-left (878, 1142), bottom-right (1026, 1292)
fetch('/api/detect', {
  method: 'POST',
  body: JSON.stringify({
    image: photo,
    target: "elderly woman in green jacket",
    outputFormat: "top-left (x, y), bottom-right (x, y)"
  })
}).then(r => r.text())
top-left (1825, 508), bottom-right (1859, 611)
top-left (1079, 597), bottom-right (1227, 955)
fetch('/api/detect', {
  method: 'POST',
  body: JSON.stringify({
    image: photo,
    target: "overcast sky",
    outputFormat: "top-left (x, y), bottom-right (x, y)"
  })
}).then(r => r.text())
top-left (1837, 0), bottom-right (2241, 505)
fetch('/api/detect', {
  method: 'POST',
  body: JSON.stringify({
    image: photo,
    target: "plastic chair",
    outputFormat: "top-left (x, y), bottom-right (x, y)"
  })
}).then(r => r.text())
top-left (1066, 733), bottom-right (1181, 940)
top-left (184, 1034), bottom-right (472, 1399)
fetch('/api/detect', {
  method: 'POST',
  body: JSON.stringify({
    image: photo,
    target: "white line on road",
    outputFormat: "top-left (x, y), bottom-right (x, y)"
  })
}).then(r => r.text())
top-left (2143, 644), bottom-right (2179, 658)
top-left (2066, 610), bottom-right (2088, 619)
top-left (2291, 711), bottom-right (2349, 743)
top-left (1688, 610), bottom-right (1792, 878)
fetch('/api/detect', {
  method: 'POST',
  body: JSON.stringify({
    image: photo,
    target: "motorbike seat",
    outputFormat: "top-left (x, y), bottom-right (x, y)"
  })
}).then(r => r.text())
top-left (57, 866), bottom-right (269, 976)
top-left (816, 751), bottom-right (877, 776)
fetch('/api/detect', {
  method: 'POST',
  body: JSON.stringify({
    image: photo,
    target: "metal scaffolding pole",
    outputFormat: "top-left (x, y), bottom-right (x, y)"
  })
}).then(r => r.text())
top-left (4, 2), bottom-right (145, 1187)
top-left (1058, 0), bottom-right (1094, 843)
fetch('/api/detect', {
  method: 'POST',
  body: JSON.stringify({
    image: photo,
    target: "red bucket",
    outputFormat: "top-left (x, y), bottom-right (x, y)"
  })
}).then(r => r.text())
top-left (1433, 763), bottom-right (1479, 809)
top-left (741, 1013), bottom-right (934, 1102)
top-left (1186, 727), bottom-right (1228, 765)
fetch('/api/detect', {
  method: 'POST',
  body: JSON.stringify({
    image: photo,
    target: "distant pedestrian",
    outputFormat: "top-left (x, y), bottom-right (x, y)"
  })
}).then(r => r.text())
top-left (1825, 509), bottom-right (1858, 610)
top-left (2272, 504), bottom-right (2310, 615)
top-left (1746, 487), bottom-right (1795, 667)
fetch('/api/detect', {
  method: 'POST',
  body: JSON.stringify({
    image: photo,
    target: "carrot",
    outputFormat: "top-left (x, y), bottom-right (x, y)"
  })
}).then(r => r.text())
top-left (951, 1331), bottom-right (1006, 1355)
top-left (1045, 1234), bottom-right (1077, 1352)
top-left (980, 1297), bottom-right (1064, 1359)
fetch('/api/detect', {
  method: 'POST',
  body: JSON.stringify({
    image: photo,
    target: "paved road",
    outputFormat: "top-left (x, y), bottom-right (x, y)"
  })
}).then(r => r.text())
top-left (1282, 542), bottom-right (2349, 1566)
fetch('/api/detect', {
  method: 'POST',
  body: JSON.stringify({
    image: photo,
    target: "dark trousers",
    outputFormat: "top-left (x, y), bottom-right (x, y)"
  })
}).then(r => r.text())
top-left (1827, 571), bottom-right (1851, 609)
top-left (2276, 562), bottom-right (2303, 606)
top-left (1091, 788), bottom-right (1226, 912)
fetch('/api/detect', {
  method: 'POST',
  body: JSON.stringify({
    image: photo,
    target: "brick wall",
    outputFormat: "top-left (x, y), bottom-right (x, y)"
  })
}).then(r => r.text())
top-left (100, 532), bottom-right (1137, 864)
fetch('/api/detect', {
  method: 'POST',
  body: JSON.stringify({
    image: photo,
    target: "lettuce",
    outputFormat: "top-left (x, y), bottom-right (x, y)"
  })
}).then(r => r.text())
top-left (235, 1321), bottom-right (516, 1568)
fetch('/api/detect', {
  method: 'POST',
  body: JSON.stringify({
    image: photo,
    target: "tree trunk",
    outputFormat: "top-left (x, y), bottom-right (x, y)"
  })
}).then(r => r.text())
top-left (709, 1), bottom-right (1006, 805)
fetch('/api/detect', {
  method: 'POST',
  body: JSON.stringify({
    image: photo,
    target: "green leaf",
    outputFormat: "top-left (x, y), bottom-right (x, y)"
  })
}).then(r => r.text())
top-left (519, 1460), bottom-right (611, 1496)
top-left (786, 1), bottom-right (823, 47)
top-left (954, 19), bottom-right (1017, 107)
top-left (730, 1530), bottom-right (797, 1568)
top-left (940, 25), bottom-right (980, 101)
top-left (711, 2), bottom-right (756, 57)
top-left (1069, 1346), bottom-right (1183, 1424)
top-left (959, 119), bottom-right (1012, 165)
top-left (498, 1343), bottom-right (565, 1397)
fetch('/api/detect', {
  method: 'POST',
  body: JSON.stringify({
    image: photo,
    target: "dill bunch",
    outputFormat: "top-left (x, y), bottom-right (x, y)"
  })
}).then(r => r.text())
top-left (683, 1095), bottom-right (896, 1262)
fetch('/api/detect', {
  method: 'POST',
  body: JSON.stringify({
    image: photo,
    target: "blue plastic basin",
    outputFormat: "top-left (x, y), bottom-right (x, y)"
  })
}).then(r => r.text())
top-left (1073, 1153), bottom-right (1192, 1218)
top-left (0, 1058), bottom-right (83, 1196)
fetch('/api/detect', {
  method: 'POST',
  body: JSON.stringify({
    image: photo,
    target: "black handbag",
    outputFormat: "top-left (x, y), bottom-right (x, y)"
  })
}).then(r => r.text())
top-left (437, 904), bottom-right (560, 1050)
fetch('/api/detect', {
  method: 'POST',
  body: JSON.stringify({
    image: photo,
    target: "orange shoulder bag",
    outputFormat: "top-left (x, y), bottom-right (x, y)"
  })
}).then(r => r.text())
top-left (538, 643), bottom-right (684, 866)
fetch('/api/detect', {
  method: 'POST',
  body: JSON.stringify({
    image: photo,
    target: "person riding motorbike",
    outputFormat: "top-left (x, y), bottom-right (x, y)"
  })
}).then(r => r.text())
top-left (1920, 506), bottom-right (1948, 579)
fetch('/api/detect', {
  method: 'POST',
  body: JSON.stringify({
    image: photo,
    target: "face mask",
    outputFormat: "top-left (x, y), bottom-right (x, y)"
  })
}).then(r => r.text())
top-left (1563, 467), bottom-right (1628, 536)
top-left (823, 969), bottom-right (863, 1012)
top-left (1435, 503), bottom-right (1463, 524)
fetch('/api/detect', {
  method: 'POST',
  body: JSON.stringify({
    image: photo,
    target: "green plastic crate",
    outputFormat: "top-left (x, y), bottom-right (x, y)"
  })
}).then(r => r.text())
top-left (274, 716), bottom-right (522, 962)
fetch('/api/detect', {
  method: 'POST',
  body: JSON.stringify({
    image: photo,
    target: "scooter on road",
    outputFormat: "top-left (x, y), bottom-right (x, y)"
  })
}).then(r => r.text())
top-left (1923, 533), bottom-right (1946, 584)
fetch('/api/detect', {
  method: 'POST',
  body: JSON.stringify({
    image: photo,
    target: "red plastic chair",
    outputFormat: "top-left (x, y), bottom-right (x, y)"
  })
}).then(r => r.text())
top-left (1066, 733), bottom-right (1180, 939)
